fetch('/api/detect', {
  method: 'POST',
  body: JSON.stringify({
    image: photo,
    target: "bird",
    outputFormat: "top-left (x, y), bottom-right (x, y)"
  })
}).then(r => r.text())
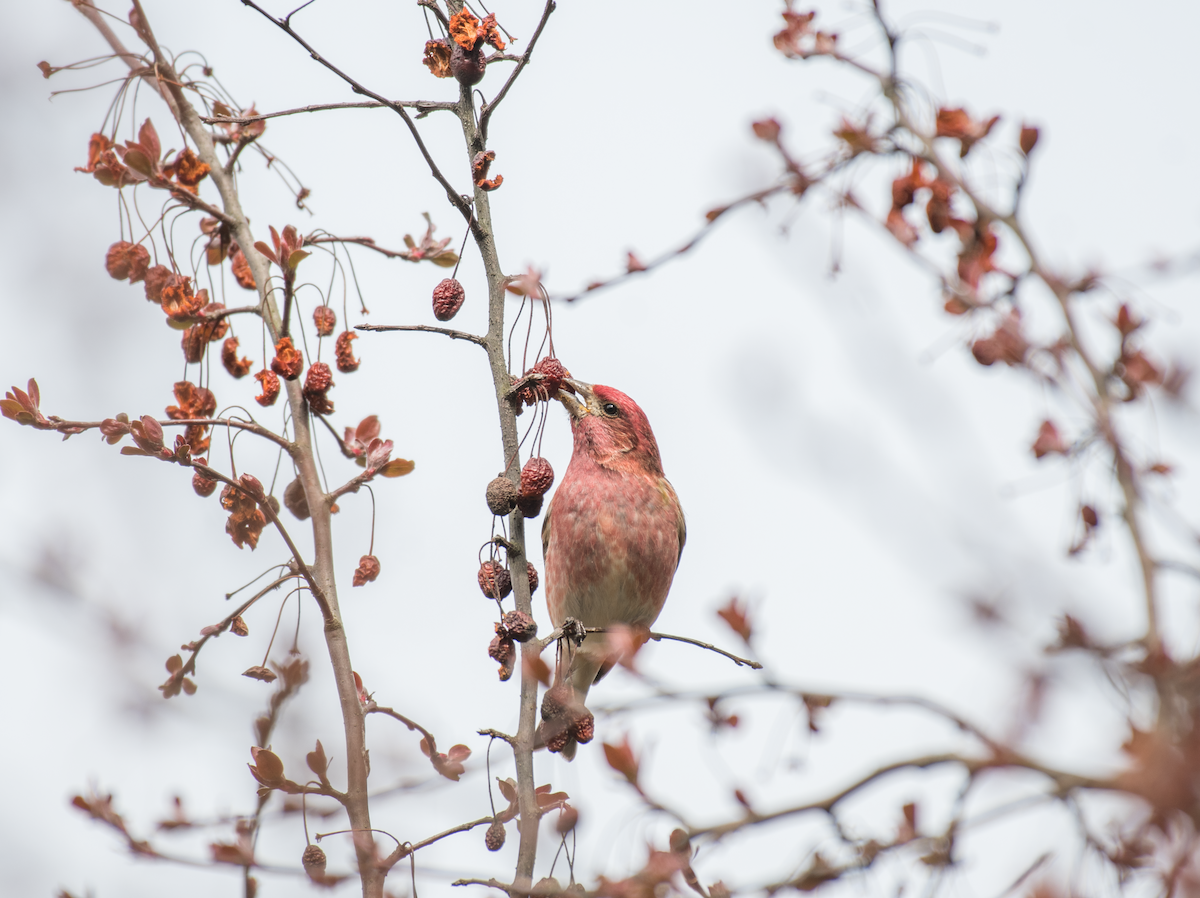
top-left (541, 379), bottom-right (685, 758)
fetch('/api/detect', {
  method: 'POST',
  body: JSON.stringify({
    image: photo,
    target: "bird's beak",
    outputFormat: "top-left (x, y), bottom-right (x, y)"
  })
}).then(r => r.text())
top-left (557, 378), bottom-right (594, 420)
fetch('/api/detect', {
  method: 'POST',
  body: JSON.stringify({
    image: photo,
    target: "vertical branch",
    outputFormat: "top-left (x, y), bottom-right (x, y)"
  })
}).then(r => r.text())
top-left (448, 1), bottom-right (542, 885)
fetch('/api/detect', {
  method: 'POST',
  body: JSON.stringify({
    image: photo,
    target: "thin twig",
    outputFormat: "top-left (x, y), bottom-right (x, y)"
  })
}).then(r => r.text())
top-left (201, 99), bottom-right (457, 125)
top-left (356, 322), bottom-right (487, 347)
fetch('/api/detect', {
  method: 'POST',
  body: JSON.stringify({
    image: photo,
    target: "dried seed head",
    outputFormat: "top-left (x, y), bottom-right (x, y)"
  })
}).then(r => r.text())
top-left (520, 457), bottom-right (554, 498)
top-left (284, 477), bottom-right (310, 520)
top-left (486, 476), bottom-right (519, 516)
top-left (484, 820), bottom-right (506, 851)
top-left (526, 561), bottom-right (539, 595)
top-left (432, 278), bottom-right (465, 321)
top-left (313, 305), bottom-right (336, 336)
top-left (501, 610), bottom-right (538, 643)
top-left (302, 843), bottom-right (327, 875)
top-left (517, 492), bottom-right (544, 519)
top-left (477, 560), bottom-right (512, 599)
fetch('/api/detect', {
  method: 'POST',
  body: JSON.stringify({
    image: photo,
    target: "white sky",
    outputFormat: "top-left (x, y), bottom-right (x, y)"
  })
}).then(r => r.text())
top-left (2, 1), bottom-right (1199, 896)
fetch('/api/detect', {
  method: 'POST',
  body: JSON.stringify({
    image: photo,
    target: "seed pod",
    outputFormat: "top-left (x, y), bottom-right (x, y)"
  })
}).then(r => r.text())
top-left (451, 42), bottom-right (486, 86)
top-left (520, 457), bottom-right (554, 498)
top-left (284, 477), bottom-right (310, 520)
top-left (486, 476), bottom-right (519, 516)
top-left (484, 820), bottom-right (506, 851)
top-left (432, 278), bottom-right (465, 321)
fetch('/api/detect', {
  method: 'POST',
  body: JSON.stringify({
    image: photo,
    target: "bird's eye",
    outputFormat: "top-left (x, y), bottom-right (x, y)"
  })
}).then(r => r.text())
top-left (602, 402), bottom-right (619, 416)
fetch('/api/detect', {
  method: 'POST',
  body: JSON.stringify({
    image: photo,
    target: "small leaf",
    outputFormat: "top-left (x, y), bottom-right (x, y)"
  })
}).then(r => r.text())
top-left (253, 241), bottom-right (279, 266)
top-left (379, 458), bottom-right (415, 477)
top-left (307, 740), bottom-right (329, 782)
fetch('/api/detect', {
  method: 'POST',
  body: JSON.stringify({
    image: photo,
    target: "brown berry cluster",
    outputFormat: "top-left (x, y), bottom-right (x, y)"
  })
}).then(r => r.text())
top-left (537, 683), bottom-right (595, 754)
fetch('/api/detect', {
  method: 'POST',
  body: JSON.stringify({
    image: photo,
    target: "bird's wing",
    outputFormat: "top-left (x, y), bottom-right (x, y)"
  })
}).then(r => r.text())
top-left (541, 493), bottom-right (553, 558)
top-left (659, 477), bottom-right (686, 564)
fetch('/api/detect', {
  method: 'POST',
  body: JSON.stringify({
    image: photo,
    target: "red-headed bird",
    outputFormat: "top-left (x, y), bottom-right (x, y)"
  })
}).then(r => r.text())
top-left (542, 380), bottom-right (685, 758)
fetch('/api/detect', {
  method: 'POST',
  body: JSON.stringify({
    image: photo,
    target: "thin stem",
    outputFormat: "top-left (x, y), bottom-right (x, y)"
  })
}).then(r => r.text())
top-left (201, 100), bottom-right (456, 125)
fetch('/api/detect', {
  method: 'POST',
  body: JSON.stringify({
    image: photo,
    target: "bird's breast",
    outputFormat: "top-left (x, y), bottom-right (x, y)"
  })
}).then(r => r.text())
top-left (544, 464), bottom-right (682, 630)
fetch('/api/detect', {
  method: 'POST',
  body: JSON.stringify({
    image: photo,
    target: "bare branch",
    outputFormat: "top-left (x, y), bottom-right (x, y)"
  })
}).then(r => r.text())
top-left (356, 322), bottom-right (487, 347)
top-left (200, 99), bottom-right (456, 125)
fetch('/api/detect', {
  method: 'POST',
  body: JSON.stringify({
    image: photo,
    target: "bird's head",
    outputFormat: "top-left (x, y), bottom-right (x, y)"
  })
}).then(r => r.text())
top-left (557, 380), bottom-right (664, 474)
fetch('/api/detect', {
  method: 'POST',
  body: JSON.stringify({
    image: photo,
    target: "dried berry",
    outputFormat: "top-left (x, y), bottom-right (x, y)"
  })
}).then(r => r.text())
top-left (335, 331), bottom-right (360, 373)
top-left (531, 356), bottom-right (569, 395)
top-left (284, 477), bottom-right (310, 520)
top-left (501, 610), bottom-right (537, 642)
top-left (302, 844), bottom-right (327, 877)
top-left (526, 561), bottom-right (539, 595)
top-left (520, 457), bottom-right (554, 498)
top-left (143, 265), bottom-right (173, 303)
top-left (432, 278), bottom-right (465, 321)
top-left (254, 369), bottom-right (280, 407)
top-left (221, 337), bottom-right (253, 378)
top-left (556, 806), bottom-right (579, 834)
top-left (192, 466), bottom-right (217, 498)
top-left (105, 240), bottom-right (150, 282)
top-left (517, 492), bottom-right (543, 519)
top-left (478, 560), bottom-right (512, 600)
top-left (450, 41), bottom-right (486, 86)
top-left (353, 554), bottom-right (381, 587)
top-left (485, 820), bottom-right (506, 851)
top-left (573, 710), bottom-right (595, 744)
top-left (486, 475), bottom-right (519, 516)
top-left (182, 326), bottom-right (207, 363)
top-left (422, 38), bottom-right (452, 78)
top-left (303, 362), bottom-right (334, 415)
top-left (271, 336), bottom-right (303, 380)
top-left (313, 305), bottom-right (336, 336)
top-left (489, 633), bottom-right (515, 680)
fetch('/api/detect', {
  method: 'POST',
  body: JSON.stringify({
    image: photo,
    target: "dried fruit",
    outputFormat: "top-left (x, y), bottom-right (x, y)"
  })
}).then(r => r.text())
top-left (192, 466), bottom-right (217, 498)
top-left (353, 554), bottom-right (381, 587)
top-left (501, 610), bottom-right (537, 642)
top-left (220, 482), bottom-right (266, 550)
top-left (526, 561), bottom-right (539, 595)
top-left (302, 844), bottom-right (327, 877)
top-left (313, 305), bottom-right (336, 336)
top-left (520, 457), bottom-right (554, 498)
top-left (221, 337), bottom-right (253, 378)
top-left (105, 241), bottom-right (150, 282)
top-left (432, 278), bottom-right (465, 321)
top-left (143, 265), bottom-right (173, 303)
top-left (271, 337), bottom-right (303, 380)
top-left (303, 362), bottom-right (334, 415)
top-left (254, 369), bottom-right (280, 407)
top-left (422, 38), bottom-right (452, 78)
top-left (450, 41), bottom-right (486, 86)
top-left (489, 633), bottom-right (516, 681)
top-left (486, 476), bottom-right (519, 516)
top-left (284, 477), bottom-right (310, 520)
top-left (517, 492), bottom-right (543, 518)
top-left (531, 357), bottom-right (568, 395)
top-left (556, 805), bottom-right (579, 834)
top-left (485, 820), bottom-right (506, 851)
top-left (182, 326), bottom-right (207, 363)
top-left (472, 150), bottom-right (503, 192)
top-left (335, 331), bottom-right (360, 373)
top-left (478, 560), bottom-right (512, 600)
top-left (541, 684), bottom-right (574, 722)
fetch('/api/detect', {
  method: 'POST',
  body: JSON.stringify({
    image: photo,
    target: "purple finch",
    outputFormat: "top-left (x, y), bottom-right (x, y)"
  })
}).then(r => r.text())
top-left (542, 380), bottom-right (685, 758)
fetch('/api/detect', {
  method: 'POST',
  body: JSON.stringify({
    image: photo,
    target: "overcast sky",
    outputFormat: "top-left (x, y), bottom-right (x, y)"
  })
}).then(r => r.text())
top-left (2, 1), bottom-right (1199, 896)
